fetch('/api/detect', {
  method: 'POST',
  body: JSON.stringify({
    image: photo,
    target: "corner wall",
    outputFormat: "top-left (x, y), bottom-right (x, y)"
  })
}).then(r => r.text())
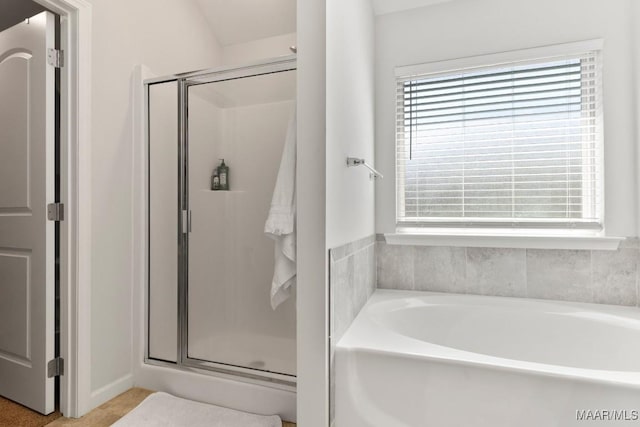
top-left (326, 0), bottom-right (376, 250)
top-left (296, 0), bottom-right (377, 424)
top-left (325, 0), bottom-right (376, 425)
top-left (88, 0), bottom-right (223, 411)
top-left (296, 1), bottom-right (329, 426)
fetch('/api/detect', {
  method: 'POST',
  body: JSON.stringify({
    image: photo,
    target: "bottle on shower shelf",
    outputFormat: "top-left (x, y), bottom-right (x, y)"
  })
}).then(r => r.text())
top-left (217, 159), bottom-right (229, 191)
top-left (211, 172), bottom-right (220, 191)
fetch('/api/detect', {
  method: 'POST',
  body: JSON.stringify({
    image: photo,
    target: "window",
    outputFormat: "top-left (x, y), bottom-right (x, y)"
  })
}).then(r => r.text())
top-left (395, 41), bottom-right (603, 230)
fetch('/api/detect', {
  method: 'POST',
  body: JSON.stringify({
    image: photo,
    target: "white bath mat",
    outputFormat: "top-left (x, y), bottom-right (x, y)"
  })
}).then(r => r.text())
top-left (111, 392), bottom-right (282, 427)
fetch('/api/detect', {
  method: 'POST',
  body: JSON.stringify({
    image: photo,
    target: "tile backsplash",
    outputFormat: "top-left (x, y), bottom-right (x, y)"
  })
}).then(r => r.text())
top-left (377, 237), bottom-right (640, 307)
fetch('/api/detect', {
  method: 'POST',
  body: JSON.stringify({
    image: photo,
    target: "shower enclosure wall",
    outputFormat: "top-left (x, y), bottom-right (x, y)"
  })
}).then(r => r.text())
top-left (145, 58), bottom-right (297, 386)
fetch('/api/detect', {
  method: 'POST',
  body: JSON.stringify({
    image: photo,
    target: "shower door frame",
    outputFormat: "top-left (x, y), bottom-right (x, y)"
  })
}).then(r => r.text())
top-left (144, 56), bottom-right (297, 388)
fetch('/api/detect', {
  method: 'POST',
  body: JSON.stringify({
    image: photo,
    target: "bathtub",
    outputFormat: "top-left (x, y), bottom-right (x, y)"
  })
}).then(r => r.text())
top-left (335, 290), bottom-right (640, 427)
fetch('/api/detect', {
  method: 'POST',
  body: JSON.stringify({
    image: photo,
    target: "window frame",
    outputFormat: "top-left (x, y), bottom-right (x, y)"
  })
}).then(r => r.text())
top-left (394, 39), bottom-right (605, 233)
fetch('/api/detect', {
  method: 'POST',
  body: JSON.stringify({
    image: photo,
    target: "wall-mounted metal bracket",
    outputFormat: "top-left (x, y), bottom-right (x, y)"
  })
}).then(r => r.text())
top-left (346, 157), bottom-right (383, 179)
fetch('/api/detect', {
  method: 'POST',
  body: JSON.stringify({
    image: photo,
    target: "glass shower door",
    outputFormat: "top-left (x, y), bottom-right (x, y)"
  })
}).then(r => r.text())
top-left (185, 69), bottom-right (296, 379)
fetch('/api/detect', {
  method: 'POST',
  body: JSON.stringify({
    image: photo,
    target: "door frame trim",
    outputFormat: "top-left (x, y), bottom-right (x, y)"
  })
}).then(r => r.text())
top-left (32, 0), bottom-right (92, 418)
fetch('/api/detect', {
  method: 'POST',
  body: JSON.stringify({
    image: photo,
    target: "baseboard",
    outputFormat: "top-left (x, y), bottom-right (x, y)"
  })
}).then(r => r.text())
top-left (88, 374), bottom-right (135, 413)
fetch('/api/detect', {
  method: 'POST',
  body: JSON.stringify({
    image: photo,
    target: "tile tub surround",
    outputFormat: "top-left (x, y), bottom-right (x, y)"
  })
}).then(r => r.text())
top-left (330, 235), bottom-right (377, 342)
top-left (329, 234), bottom-right (377, 424)
top-left (377, 237), bottom-right (640, 307)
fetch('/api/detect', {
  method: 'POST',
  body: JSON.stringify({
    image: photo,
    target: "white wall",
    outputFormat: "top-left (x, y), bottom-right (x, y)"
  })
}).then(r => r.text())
top-left (375, 0), bottom-right (639, 237)
top-left (86, 0), bottom-right (223, 410)
top-left (296, 0), bottom-right (328, 425)
top-left (295, 0), bottom-right (377, 425)
top-left (326, 0), bottom-right (376, 249)
top-left (222, 32), bottom-right (296, 66)
top-left (634, 1), bottom-right (640, 231)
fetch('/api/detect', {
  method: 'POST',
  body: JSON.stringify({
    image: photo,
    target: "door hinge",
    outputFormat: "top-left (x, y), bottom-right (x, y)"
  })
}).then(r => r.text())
top-left (47, 48), bottom-right (64, 68)
top-left (47, 357), bottom-right (64, 378)
top-left (47, 203), bottom-right (64, 221)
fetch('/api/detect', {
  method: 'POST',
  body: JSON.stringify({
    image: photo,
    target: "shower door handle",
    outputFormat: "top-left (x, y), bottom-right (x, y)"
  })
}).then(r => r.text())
top-left (181, 210), bottom-right (192, 234)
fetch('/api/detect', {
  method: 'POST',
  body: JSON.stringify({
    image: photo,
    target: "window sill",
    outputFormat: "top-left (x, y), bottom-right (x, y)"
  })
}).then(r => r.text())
top-left (385, 229), bottom-right (624, 251)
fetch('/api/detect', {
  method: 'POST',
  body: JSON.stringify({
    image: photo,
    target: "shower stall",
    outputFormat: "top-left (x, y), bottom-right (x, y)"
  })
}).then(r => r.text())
top-left (144, 57), bottom-right (297, 386)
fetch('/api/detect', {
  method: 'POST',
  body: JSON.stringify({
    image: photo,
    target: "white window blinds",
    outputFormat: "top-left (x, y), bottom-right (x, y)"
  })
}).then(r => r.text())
top-left (396, 47), bottom-right (603, 229)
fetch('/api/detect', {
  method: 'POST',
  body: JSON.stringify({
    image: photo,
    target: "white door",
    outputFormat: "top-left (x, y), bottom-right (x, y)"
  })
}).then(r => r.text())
top-left (0, 12), bottom-right (56, 415)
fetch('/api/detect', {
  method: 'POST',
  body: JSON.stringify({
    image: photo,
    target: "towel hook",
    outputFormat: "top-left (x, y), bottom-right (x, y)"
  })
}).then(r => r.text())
top-left (347, 157), bottom-right (383, 179)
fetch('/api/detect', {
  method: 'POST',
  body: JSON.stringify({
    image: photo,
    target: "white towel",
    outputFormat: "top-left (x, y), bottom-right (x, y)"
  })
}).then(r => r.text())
top-left (264, 111), bottom-right (297, 309)
top-left (111, 392), bottom-right (282, 427)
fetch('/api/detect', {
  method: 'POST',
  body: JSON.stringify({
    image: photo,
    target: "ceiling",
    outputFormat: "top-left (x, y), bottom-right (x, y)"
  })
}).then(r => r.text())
top-left (371, 0), bottom-right (455, 15)
top-left (191, 0), bottom-right (460, 47)
top-left (193, 0), bottom-right (296, 47)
